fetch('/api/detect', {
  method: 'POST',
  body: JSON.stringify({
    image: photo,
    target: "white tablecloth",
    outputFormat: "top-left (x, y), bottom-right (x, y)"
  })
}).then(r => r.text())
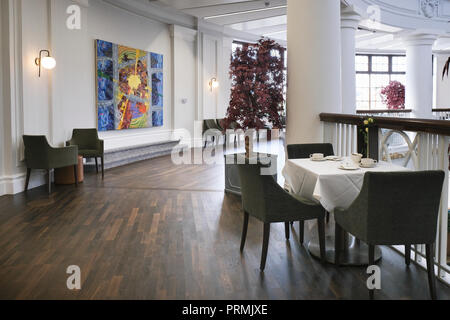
top-left (282, 159), bottom-right (410, 213)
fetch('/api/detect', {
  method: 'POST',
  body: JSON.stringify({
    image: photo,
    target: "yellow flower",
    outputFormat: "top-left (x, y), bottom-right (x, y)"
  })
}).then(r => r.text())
top-left (368, 118), bottom-right (374, 124)
top-left (366, 128), bottom-right (369, 133)
top-left (364, 120), bottom-right (369, 125)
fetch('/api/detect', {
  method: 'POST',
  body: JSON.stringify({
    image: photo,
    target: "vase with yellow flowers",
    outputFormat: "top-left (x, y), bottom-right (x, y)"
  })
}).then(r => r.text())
top-left (359, 117), bottom-right (375, 158)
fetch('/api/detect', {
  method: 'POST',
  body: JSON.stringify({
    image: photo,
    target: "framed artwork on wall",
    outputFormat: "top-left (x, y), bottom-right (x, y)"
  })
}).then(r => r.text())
top-left (96, 39), bottom-right (164, 132)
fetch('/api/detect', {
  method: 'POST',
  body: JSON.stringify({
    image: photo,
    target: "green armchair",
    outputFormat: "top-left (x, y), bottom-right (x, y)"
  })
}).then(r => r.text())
top-left (334, 171), bottom-right (445, 300)
top-left (66, 129), bottom-right (104, 179)
top-left (23, 135), bottom-right (79, 194)
top-left (203, 120), bottom-right (223, 148)
top-left (287, 143), bottom-right (335, 160)
top-left (238, 163), bottom-right (326, 271)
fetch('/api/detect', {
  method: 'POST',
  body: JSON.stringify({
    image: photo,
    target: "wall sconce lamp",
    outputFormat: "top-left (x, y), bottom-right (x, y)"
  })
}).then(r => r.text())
top-left (209, 77), bottom-right (219, 92)
top-left (35, 50), bottom-right (56, 77)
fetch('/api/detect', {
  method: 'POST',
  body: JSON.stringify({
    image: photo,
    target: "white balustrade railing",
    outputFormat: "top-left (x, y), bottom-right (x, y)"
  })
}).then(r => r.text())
top-left (323, 122), bottom-right (358, 158)
top-left (433, 109), bottom-right (450, 120)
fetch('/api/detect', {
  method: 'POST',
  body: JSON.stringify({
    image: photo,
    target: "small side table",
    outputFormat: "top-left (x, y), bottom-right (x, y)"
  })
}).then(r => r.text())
top-left (55, 155), bottom-right (84, 185)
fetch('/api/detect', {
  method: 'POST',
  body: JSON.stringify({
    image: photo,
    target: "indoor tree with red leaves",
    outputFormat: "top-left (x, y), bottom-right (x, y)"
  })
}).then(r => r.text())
top-left (224, 38), bottom-right (285, 156)
top-left (380, 81), bottom-right (405, 110)
top-left (444, 57), bottom-right (450, 79)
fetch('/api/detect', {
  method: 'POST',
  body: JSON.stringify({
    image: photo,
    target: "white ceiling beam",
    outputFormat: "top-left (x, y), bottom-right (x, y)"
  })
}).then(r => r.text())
top-left (205, 7), bottom-right (286, 26)
top-left (181, 0), bottom-right (286, 18)
top-left (157, 0), bottom-right (259, 10)
top-left (228, 15), bottom-right (286, 31)
top-left (247, 23), bottom-right (287, 35)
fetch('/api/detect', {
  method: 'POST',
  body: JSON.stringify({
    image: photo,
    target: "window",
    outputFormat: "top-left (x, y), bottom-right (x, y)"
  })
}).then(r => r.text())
top-left (232, 42), bottom-right (243, 53)
top-left (356, 54), bottom-right (406, 110)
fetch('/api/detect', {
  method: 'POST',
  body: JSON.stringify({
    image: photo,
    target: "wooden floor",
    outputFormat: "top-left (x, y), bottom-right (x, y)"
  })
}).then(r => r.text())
top-left (0, 149), bottom-right (449, 300)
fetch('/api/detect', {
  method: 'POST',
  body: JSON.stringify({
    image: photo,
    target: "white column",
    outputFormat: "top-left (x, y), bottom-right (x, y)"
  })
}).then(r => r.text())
top-left (287, 0), bottom-right (342, 144)
top-left (341, 11), bottom-right (360, 114)
top-left (404, 34), bottom-right (437, 119)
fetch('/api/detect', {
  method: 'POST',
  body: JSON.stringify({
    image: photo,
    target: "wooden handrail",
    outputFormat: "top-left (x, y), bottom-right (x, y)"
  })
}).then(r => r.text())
top-left (356, 109), bottom-right (412, 114)
top-left (320, 113), bottom-right (450, 136)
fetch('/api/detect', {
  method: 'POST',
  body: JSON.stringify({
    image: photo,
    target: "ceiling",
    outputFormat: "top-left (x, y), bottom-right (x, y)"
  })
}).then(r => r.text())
top-left (149, 0), bottom-right (450, 52)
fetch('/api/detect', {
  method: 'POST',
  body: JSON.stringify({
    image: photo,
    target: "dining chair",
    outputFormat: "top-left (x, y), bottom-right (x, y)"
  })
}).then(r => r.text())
top-left (23, 135), bottom-right (79, 194)
top-left (286, 143), bottom-right (335, 241)
top-left (334, 171), bottom-right (445, 300)
top-left (203, 119), bottom-right (222, 148)
top-left (216, 119), bottom-right (237, 146)
top-left (238, 163), bottom-right (327, 271)
top-left (66, 129), bottom-right (105, 179)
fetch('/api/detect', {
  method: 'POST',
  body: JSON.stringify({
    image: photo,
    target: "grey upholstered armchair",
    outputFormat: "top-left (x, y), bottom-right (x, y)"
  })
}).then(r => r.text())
top-left (23, 135), bottom-right (79, 194)
top-left (286, 143), bottom-right (335, 234)
top-left (67, 129), bottom-right (104, 179)
top-left (334, 171), bottom-right (445, 300)
top-left (238, 163), bottom-right (326, 271)
top-left (287, 143), bottom-right (335, 160)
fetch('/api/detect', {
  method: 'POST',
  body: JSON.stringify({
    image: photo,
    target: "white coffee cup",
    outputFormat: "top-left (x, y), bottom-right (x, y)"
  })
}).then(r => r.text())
top-left (310, 153), bottom-right (324, 161)
top-left (361, 158), bottom-right (378, 167)
top-left (351, 153), bottom-right (363, 164)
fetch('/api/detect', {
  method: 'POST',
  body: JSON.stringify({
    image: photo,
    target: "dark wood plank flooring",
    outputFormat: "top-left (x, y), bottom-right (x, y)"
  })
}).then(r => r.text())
top-left (0, 151), bottom-right (449, 300)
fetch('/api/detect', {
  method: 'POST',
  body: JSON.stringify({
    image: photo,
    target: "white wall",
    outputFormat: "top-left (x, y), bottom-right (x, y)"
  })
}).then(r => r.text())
top-left (218, 37), bottom-right (233, 119)
top-left (171, 25), bottom-right (197, 147)
top-left (0, 0), bottom-right (236, 196)
top-left (50, 0), bottom-right (173, 150)
top-left (22, 0), bottom-right (51, 138)
top-left (202, 33), bottom-right (219, 120)
top-left (199, 31), bottom-right (232, 121)
top-left (436, 54), bottom-right (450, 108)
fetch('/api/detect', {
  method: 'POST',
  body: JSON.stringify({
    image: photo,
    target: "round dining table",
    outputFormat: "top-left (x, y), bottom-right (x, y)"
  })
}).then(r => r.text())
top-left (282, 158), bottom-right (410, 266)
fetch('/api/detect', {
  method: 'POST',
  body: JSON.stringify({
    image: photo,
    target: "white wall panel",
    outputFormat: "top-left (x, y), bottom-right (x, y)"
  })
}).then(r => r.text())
top-left (202, 34), bottom-right (218, 120)
top-left (171, 25), bottom-right (197, 147)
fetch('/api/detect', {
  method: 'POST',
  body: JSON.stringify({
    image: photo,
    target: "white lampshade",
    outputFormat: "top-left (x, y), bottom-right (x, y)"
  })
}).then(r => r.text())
top-left (41, 56), bottom-right (56, 70)
top-left (210, 78), bottom-right (219, 89)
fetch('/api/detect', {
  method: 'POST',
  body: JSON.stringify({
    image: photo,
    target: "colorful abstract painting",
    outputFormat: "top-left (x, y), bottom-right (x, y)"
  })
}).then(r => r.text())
top-left (152, 72), bottom-right (163, 108)
top-left (151, 53), bottom-right (163, 69)
top-left (96, 40), bottom-right (164, 131)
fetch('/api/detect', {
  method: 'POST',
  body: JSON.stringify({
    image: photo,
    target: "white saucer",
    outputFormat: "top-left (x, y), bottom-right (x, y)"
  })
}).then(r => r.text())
top-left (360, 164), bottom-right (377, 169)
top-left (339, 165), bottom-right (360, 171)
top-left (326, 156), bottom-right (343, 161)
top-left (310, 158), bottom-right (327, 162)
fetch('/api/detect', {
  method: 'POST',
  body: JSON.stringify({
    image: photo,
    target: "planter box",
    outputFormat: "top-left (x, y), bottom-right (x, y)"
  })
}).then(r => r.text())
top-left (224, 153), bottom-right (277, 196)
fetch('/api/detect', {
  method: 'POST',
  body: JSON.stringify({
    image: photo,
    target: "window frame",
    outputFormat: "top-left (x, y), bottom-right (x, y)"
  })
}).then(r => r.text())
top-left (356, 54), bottom-right (406, 110)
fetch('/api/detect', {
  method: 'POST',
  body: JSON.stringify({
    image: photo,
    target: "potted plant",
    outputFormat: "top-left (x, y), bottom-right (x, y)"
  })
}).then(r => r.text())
top-left (223, 38), bottom-right (285, 157)
top-left (359, 117), bottom-right (375, 158)
top-left (380, 81), bottom-right (405, 110)
top-left (443, 57), bottom-right (450, 79)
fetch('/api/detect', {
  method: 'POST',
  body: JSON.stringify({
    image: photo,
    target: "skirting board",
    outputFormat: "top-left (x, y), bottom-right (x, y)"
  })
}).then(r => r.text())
top-left (0, 171), bottom-right (47, 196)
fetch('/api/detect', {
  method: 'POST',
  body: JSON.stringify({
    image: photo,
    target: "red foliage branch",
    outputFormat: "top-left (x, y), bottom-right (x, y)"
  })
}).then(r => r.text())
top-left (380, 81), bottom-right (405, 110)
top-left (444, 57), bottom-right (450, 79)
top-left (224, 38), bottom-right (285, 131)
